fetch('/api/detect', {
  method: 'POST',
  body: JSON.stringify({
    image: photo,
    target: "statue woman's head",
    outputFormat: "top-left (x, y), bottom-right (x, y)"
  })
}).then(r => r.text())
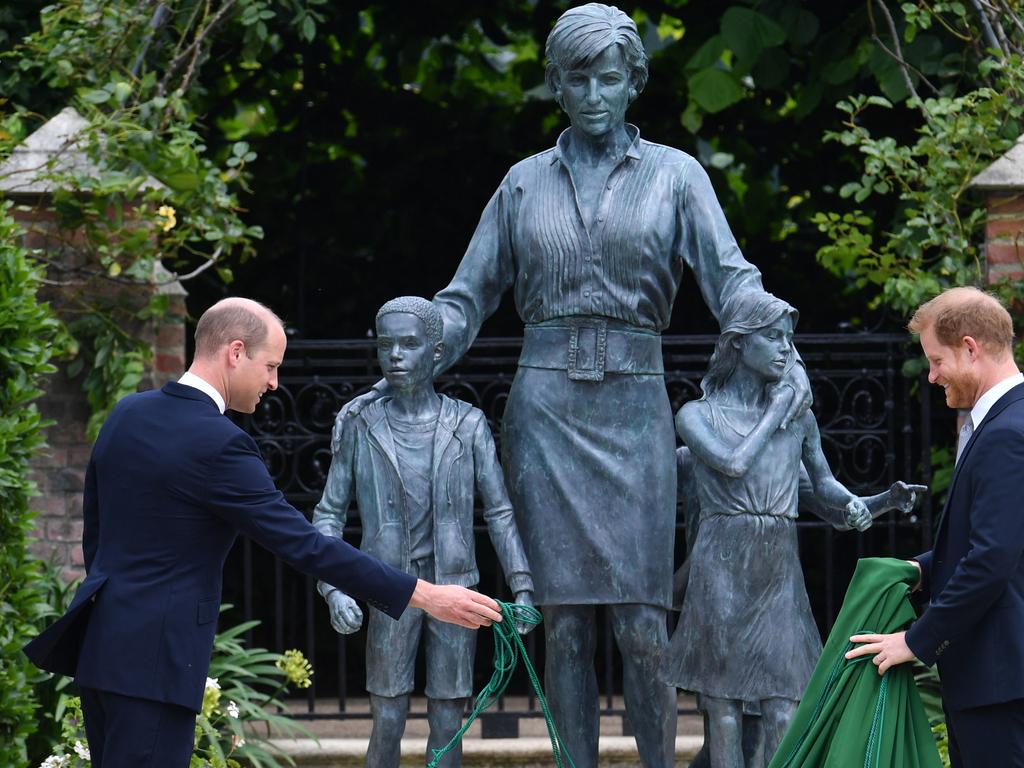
top-left (701, 292), bottom-right (799, 398)
top-left (545, 4), bottom-right (648, 136)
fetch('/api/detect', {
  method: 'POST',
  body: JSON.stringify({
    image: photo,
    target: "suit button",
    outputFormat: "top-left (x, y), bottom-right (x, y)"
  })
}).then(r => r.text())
top-left (388, 497), bottom-right (394, 505)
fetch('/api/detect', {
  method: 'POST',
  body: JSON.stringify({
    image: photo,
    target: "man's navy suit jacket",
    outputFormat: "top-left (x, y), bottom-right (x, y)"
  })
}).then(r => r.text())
top-left (24, 382), bottom-right (416, 713)
top-left (906, 382), bottom-right (1024, 711)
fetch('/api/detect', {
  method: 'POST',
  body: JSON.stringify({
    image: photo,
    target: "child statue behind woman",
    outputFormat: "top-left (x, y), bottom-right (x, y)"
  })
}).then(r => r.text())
top-left (661, 292), bottom-right (924, 768)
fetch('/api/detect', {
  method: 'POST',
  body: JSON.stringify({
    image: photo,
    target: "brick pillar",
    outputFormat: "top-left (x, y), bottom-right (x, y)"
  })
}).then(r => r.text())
top-left (983, 193), bottom-right (1024, 286)
top-left (970, 136), bottom-right (1024, 286)
top-left (20, 220), bottom-right (187, 580)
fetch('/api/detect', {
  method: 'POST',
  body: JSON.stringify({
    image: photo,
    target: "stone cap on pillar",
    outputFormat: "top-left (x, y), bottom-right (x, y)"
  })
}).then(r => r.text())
top-left (970, 135), bottom-right (1024, 191)
top-left (0, 106), bottom-right (165, 196)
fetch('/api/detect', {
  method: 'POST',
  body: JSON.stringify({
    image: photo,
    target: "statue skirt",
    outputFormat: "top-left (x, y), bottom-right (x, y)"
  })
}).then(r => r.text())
top-left (661, 512), bottom-right (821, 702)
top-left (500, 365), bottom-right (675, 608)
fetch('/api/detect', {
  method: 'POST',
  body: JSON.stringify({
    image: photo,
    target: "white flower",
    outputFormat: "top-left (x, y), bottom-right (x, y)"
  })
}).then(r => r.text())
top-left (39, 755), bottom-right (69, 768)
top-left (73, 741), bottom-right (91, 760)
top-left (205, 677), bottom-right (220, 690)
top-left (227, 700), bottom-right (240, 718)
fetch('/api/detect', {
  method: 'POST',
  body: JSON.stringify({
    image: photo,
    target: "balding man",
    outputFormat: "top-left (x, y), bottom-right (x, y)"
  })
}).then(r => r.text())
top-left (847, 287), bottom-right (1024, 767)
top-left (24, 298), bottom-right (502, 768)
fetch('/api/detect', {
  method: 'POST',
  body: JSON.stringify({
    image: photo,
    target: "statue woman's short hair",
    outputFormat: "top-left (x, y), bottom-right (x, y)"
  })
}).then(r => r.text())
top-left (700, 292), bottom-right (799, 398)
top-left (376, 296), bottom-right (444, 345)
top-left (545, 3), bottom-right (649, 103)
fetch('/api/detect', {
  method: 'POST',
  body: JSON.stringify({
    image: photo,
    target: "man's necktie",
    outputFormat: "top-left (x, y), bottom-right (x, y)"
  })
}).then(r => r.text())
top-left (955, 418), bottom-right (974, 465)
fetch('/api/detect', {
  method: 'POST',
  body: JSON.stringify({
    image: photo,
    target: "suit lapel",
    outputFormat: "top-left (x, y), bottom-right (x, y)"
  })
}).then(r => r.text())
top-left (934, 382), bottom-right (1024, 540)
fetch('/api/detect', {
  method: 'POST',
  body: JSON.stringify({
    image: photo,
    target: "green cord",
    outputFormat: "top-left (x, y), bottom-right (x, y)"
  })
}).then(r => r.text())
top-left (426, 601), bottom-right (577, 768)
top-left (863, 672), bottom-right (889, 768)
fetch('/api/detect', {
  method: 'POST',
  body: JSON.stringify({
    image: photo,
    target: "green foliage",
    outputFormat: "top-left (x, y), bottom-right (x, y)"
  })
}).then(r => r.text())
top-left (813, 5), bottom-right (1024, 321)
top-left (0, 0), bottom-right (301, 436)
top-left (813, 66), bottom-right (1024, 314)
top-left (0, 203), bottom-right (68, 766)
top-left (25, 564), bottom-right (79, 766)
top-left (192, 616), bottom-right (315, 768)
top-left (35, 608), bottom-right (316, 768)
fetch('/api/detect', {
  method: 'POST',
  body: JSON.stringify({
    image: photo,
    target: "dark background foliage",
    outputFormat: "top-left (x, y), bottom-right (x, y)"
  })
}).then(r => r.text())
top-left (178, 0), bottom-right (953, 339)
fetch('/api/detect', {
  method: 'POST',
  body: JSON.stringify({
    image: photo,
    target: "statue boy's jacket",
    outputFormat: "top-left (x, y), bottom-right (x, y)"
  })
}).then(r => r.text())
top-left (313, 395), bottom-right (533, 595)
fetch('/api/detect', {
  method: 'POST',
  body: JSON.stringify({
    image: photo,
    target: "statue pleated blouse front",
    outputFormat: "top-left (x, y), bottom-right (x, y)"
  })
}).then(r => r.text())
top-left (432, 126), bottom-right (766, 606)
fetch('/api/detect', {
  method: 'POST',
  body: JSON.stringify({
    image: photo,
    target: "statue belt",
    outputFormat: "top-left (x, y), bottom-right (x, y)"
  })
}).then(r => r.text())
top-left (519, 320), bottom-right (664, 381)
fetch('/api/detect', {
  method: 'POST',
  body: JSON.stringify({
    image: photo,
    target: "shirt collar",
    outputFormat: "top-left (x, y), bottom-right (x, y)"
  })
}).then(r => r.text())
top-left (550, 123), bottom-right (643, 165)
top-left (970, 371), bottom-right (1024, 428)
top-left (179, 371), bottom-right (226, 414)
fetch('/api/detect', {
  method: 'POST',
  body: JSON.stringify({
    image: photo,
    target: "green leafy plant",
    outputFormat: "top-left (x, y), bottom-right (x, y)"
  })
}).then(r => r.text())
top-left (812, 4), bottom-right (1024, 324)
top-left (812, 69), bottom-right (1024, 315)
top-left (0, 1), bottom-right (306, 436)
top-left (0, 202), bottom-right (68, 766)
top-left (26, 563), bottom-right (80, 766)
top-left (192, 613), bottom-right (315, 768)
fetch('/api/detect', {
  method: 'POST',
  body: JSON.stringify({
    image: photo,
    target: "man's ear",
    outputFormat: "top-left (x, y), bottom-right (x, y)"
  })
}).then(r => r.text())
top-left (227, 339), bottom-right (245, 367)
top-left (434, 342), bottom-right (445, 363)
top-left (962, 335), bottom-right (981, 362)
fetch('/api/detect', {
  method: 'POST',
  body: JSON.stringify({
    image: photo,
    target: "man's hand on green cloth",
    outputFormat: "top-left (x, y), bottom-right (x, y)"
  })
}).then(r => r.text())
top-left (845, 630), bottom-right (918, 674)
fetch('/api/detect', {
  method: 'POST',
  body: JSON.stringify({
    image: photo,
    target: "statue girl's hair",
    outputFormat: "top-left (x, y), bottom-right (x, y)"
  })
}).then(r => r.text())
top-left (700, 292), bottom-right (798, 398)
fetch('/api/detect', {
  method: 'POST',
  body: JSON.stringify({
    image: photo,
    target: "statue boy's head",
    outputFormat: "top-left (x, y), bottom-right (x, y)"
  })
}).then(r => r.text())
top-left (375, 296), bottom-right (444, 391)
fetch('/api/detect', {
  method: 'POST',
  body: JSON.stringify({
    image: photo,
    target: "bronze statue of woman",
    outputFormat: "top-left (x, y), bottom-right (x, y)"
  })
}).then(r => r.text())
top-left (349, 5), bottom-right (809, 765)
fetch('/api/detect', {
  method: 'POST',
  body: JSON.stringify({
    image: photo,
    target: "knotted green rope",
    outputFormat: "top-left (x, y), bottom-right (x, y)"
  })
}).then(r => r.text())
top-left (426, 601), bottom-right (577, 768)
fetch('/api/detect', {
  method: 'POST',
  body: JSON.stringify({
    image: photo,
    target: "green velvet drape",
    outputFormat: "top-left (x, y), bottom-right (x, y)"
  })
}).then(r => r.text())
top-left (769, 557), bottom-right (942, 768)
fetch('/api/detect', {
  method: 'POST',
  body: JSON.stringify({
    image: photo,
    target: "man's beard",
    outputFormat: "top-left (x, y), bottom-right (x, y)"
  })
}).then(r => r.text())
top-left (943, 367), bottom-right (977, 409)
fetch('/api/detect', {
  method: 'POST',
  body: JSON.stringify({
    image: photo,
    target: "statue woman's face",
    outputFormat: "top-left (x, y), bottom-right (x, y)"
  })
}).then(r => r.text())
top-left (737, 315), bottom-right (794, 381)
top-left (557, 44), bottom-right (632, 139)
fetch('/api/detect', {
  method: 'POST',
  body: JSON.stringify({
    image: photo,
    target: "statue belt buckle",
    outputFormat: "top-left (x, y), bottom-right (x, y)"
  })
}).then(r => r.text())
top-left (567, 318), bottom-right (608, 382)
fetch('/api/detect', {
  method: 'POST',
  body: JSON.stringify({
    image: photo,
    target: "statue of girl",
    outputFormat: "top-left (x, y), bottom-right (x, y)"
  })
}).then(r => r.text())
top-left (662, 291), bottom-right (924, 767)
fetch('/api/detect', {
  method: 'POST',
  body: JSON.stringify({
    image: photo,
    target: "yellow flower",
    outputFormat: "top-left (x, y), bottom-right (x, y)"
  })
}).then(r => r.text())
top-left (156, 205), bottom-right (177, 232)
top-left (276, 649), bottom-right (314, 689)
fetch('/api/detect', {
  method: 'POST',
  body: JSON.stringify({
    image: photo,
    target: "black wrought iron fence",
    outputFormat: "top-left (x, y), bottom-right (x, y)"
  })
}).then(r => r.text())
top-left (224, 333), bottom-right (951, 732)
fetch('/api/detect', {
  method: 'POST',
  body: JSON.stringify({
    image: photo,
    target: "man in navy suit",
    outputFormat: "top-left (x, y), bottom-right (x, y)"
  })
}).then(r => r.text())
top-left (24, 297), bottom-right (502, 768)
top-left (847, 286), bottom-right (1024, 767)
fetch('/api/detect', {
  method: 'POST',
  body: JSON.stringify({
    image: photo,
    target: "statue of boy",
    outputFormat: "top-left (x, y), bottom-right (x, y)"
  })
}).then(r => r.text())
top-left (313, 296), bottom-right (534, 768)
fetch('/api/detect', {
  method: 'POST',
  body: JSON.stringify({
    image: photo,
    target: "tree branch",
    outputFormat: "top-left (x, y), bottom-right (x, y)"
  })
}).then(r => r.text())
top-left (995, 1), bottom-right (1024, 44)
top-left (157, 0), bottom-right (239, 97)
top-left (869, 0), bottom-right (940, 100)
top-left (968, 0), bottom-right (1005, 54)
top-left (130, 3), bottom-right (171, 78)
top-left (158, 244), bottom-right (223, 284)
